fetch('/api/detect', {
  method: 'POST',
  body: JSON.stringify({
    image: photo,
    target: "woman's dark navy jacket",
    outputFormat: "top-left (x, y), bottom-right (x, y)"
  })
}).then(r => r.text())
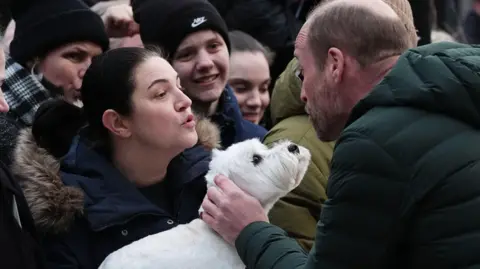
top-left (13, 131), bottom-right (212, 269)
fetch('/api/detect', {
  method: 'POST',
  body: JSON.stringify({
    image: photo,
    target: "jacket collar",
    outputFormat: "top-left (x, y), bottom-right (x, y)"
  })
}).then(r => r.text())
top-left (60, 135), bottom-right (168, 231)
top-left (214, 85), bottom-right (243, 123)
top-left (211, 85), bottom-right (246, 147)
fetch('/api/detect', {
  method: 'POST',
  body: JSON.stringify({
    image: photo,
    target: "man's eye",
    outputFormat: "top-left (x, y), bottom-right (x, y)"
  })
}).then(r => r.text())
top-left (295, 69), bottom-right (304, 81)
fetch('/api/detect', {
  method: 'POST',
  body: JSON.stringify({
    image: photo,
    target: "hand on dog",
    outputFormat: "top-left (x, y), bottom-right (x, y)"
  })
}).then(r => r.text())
top-left (201, 175), bottom-right (269, 246)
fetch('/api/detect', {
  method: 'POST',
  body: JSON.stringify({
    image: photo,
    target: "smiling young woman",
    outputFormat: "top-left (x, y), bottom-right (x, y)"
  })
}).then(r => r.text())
top-left (228, 30), bottom-right (272, 125)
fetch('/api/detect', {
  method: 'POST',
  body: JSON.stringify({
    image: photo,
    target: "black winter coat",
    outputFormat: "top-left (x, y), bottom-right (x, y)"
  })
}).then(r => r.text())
top-left (0, 162), bottom-right (45, 269)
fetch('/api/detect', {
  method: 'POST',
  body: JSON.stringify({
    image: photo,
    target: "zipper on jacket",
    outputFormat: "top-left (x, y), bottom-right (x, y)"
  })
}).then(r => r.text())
top-left (92, 212), bottom-right (169, 232)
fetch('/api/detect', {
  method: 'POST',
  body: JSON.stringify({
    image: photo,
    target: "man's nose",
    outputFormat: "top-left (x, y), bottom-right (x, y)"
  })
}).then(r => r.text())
top-left (300, 87), bottom-right (307, 103)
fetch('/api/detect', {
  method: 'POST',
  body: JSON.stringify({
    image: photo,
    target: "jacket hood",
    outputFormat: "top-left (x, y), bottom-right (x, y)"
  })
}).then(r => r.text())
top-left (270, 58), bottom-right (305, 126)
top-left (348, 42), bottom-right (480, 129)
top-left (11, 117), bottom-right (220, 234)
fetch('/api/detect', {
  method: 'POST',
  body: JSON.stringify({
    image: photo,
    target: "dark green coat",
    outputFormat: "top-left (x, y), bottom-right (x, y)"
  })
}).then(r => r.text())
top-left (235, 42), bottom-right (480, 269)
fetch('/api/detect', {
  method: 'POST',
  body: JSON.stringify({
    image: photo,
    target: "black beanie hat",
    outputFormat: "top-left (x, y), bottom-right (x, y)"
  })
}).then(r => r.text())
top-left (132, 0), bottom-right (230, 60)
top-left (9, 0), bottom-right (110, 65)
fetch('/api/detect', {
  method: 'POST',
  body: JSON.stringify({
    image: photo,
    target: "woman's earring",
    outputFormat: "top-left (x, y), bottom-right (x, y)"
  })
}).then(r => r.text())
top-left (30, 60), bottom-right (43, 80)
top-left (30, 61), bottom-right (38, 76)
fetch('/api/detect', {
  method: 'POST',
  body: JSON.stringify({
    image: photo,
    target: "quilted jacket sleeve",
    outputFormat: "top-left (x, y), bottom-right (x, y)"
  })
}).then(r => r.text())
top-left (236, 130), bottom-right (412, 269)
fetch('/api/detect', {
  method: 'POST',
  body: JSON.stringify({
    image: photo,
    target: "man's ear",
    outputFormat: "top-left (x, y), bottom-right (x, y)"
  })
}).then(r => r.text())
top-left (326, 47), bottom-right (344, 84)
top-left (102, 109), bottom-right (132, 138)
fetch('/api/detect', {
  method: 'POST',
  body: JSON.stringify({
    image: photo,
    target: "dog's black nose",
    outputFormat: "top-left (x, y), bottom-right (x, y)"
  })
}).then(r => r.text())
top-left (287, 144), bottom-right (300, 154)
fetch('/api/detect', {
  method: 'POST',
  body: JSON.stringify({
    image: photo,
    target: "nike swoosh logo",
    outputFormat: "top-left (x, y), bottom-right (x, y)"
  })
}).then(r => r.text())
top-left (191, 19), bottom-right (206, 28)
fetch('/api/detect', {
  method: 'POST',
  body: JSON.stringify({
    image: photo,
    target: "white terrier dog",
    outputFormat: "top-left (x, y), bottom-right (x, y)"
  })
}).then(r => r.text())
top-left (98, 138), bottom-right (311, 269)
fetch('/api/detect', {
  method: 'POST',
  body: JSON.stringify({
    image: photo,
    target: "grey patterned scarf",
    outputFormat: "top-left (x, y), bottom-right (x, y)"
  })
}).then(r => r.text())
top-left (3, 55), bottom-right (52, 126)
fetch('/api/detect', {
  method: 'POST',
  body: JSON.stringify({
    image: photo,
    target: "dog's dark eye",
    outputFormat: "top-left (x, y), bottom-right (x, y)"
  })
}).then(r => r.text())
top-left (252, 154), bottom-right (262, 166)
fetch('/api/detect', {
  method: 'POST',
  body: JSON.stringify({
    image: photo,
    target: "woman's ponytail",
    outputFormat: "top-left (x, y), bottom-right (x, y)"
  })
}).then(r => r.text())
top-left (32, 98), bottom-right (86, 158)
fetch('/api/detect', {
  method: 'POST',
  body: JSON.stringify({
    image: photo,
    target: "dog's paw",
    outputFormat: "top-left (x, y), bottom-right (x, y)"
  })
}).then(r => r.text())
top-left (198, 206), bottom-right (205, 215)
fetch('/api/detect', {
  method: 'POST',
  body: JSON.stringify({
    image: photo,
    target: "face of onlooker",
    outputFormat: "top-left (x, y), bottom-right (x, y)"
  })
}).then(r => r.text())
top-left (37, 42), bottom-right (103, 103)
top-left (228, 51), bottom-right (270, 124)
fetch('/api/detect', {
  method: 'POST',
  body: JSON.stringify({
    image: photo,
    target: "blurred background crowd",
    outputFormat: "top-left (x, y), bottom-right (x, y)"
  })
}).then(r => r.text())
top-left (2, 0), bottom-right (480, 130)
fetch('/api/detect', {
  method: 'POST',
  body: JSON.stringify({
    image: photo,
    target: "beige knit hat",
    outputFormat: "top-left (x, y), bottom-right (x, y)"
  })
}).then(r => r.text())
top-left (382, 0), bottom-right (418, 47)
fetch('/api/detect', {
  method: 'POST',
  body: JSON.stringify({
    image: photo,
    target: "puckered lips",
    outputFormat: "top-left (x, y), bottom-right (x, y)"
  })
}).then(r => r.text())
top-left (182, 114), bottom-right (196, 128)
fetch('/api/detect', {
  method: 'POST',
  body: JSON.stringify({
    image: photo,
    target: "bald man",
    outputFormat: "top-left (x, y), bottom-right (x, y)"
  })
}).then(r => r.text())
top-left (201, 0), bottom-right (480, 267)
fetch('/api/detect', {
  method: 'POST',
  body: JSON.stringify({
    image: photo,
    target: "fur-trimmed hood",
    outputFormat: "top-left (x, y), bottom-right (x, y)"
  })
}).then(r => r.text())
top-left (11, 117), bottom-right (220, 234)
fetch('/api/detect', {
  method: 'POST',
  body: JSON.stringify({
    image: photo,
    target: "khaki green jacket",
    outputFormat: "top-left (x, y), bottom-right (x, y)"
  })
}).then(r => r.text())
top-left (264, 58), bottom-right (334, 251)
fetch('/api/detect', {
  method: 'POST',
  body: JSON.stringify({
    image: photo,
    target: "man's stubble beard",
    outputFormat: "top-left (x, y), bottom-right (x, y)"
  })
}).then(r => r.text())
top-left (310, 83), bottom-right (349, 142)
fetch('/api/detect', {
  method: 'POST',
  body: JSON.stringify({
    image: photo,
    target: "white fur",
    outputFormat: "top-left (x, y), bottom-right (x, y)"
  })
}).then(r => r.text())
top-left (98, 138), bottom-right (311, 269)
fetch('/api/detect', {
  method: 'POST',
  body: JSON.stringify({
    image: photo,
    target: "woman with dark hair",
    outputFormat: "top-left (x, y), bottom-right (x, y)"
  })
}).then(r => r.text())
top-left (11, 47), bottom-right (219, 269)
top-left (228, 30), bottom-right (272, 125)
top-left (0, 0), bottom-right (109, 166)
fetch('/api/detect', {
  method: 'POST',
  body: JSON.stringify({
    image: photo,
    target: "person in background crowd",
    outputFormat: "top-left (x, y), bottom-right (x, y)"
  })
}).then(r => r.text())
top-left (12, 47), bottom-right (220, 269)
top-left (84, 0), bottom-right (127, 9)
top-left (464, 0), bottom-right (480, 44)
top-left (133, 0), bottom-right (266, 148)
top-left (264, 57), bottom-right (334, 251)
top-left (409, 0), bottom-right (433, 45)
top-left (265, 0), bottom-right (416, 251)
top-left (89, 0), bottom-right (144, 49)
top-left (431, 28), bottom-right (457, 43)
top-left (0, 46), bottom-right (45, 269)
top-left (202, 0), bottom-right (480, 267)
top-left (0, 0), bottom-right (109, 166)
top-left (208, 0), bottom-right (316, 130)
top-left (3, 1), bottom-right (142, 51)
top-left (208, 0), bottom-right (305, 87)
top-left (228, 30), bottom-right (272, 125)
top-left (433, 0), bottom-right (459, 35)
